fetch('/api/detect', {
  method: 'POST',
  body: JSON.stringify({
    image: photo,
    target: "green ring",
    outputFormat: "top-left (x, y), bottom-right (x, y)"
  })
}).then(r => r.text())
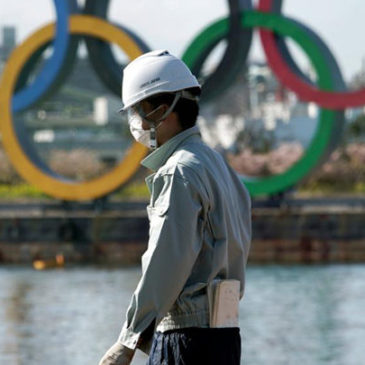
top-left (182, 11), bottom-right (337, 196)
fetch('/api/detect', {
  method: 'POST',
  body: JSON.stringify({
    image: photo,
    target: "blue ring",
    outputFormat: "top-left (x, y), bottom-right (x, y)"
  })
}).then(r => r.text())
top-left (12, 0), bottom-right (73, 113)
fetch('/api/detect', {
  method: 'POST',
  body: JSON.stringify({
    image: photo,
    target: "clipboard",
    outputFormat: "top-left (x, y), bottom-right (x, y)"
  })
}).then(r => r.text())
top-left (208, 279), bottom-right (240, 328)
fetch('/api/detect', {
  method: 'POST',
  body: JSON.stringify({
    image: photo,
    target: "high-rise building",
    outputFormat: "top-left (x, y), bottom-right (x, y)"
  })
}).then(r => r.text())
top-left (0, 26), bottom-right (16, 62)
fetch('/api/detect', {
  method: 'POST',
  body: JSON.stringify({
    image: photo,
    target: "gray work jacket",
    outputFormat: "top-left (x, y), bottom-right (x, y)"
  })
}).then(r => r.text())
top-left (118, 126), bottom-right (251, 352)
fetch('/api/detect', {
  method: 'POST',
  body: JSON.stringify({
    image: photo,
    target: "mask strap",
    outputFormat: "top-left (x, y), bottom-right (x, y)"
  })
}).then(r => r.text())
top-left (156, 92), bottom-right (181, 121)
top-left (134, 91), bottom-right (185, 149)
top-left (147, 92), bottom-right (182, 150)
top-left (149, 125), bottom-right (157, 150)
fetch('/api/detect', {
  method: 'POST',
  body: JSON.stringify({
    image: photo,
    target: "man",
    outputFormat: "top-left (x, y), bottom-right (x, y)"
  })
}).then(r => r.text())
top-left (99, 50), bottom-right (251, 365)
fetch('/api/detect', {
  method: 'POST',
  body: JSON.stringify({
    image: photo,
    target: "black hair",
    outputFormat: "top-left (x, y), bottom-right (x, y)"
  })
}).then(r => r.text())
top-left (145, 87), bottom-right (201, 130)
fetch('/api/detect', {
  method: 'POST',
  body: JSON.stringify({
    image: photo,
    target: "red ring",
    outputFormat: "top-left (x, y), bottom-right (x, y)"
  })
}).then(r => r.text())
top-left (257, 0), bottom-right (365, 109)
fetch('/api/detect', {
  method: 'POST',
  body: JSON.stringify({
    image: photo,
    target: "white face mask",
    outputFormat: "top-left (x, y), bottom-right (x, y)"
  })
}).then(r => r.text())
top-left (128, 111), bottom-right (152, 148)
top-left (128, 105), bottom-right (166, 149)
top-left (127, 93), bottom-right (182, 149)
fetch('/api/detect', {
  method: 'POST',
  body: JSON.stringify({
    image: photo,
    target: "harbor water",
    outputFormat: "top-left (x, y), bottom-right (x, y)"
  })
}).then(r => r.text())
top-left (1, 264), bottom-right (365, 365)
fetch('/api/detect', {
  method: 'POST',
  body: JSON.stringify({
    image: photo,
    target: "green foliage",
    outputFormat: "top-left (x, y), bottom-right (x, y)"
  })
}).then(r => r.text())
top-left (0, 184), bottom-right (47, 199)
top-left (0, 181), bottom-right (150, 201)
top-left (347, 114), bottom-right (365, 140)
top-left (113, 181), bottom-right (149, 200)
top-left (299, 143), bottom-right (365, 193)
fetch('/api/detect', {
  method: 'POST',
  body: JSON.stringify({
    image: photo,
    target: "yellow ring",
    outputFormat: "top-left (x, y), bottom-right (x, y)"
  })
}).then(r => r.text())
top-left (0, 15), bottom-right (147, 201)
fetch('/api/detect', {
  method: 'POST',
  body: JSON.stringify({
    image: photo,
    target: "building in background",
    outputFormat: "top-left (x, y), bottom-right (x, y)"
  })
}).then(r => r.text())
top-left (0, 26), bottom-right (16, 67)
top-left (199, 61), bottom-right (317, 152)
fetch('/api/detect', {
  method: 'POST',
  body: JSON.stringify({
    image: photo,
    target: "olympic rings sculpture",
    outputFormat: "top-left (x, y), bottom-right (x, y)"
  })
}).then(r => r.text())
top-left (0, 0), bottom-right (361, 200)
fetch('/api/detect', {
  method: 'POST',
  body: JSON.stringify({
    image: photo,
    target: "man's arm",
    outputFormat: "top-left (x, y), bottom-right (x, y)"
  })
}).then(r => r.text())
top-left (119, 171), bottom-right (203, 350)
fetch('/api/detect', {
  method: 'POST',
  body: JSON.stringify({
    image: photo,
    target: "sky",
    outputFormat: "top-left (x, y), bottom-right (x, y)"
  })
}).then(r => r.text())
top-left (0, 0), bottom-right (364, 82)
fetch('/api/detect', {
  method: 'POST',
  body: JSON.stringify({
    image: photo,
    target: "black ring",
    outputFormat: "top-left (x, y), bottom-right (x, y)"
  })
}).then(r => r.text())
top-left (83, 0), bottom-right (151, 97)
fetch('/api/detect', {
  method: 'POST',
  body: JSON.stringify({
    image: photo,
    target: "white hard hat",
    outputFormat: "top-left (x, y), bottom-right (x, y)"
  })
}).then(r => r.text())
top-left (121, 50), bottom-right (201, 110)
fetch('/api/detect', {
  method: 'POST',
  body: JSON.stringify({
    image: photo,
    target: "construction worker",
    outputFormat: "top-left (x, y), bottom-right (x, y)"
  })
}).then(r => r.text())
top-left (99, 50), bottom-right (251, 365)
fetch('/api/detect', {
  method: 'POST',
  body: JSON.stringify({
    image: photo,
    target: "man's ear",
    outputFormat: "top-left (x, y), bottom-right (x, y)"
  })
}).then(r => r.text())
top-left (155, 104), bottom-right (170, 121)
top-left (161, 104), bottom-right (170, 114)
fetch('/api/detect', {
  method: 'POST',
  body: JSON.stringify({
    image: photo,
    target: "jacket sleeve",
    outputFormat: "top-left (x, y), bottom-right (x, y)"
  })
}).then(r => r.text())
top-left (118, 171), bottom-right (203, 351)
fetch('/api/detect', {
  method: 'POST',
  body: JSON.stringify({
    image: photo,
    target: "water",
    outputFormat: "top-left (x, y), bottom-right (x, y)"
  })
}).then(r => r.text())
top-left (1, 264), bottom-right (365, 365)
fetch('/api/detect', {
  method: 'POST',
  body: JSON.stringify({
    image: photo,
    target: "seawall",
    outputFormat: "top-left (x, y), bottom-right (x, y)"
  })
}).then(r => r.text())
top-left (0, 199), bottom-right (364, 264)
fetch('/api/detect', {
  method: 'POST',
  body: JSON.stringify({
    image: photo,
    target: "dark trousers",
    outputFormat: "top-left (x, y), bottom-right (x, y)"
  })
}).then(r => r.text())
top-left (147, 327), bottom-right (241, 365)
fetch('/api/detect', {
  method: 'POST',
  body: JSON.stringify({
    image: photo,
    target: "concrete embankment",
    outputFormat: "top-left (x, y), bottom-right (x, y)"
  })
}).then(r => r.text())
top-left (0, 199), bottom-right (365, 264)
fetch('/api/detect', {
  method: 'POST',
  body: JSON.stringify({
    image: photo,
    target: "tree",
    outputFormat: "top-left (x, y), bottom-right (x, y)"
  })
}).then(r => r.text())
top-left (347, 113), bottom-right (365, 142)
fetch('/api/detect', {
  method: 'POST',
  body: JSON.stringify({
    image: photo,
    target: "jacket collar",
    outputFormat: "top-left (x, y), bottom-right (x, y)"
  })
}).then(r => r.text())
top-left (141, 126), bottom-right (200, 172)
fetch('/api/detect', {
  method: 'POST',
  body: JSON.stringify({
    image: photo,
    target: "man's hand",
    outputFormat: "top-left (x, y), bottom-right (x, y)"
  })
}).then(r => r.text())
top-left (99, 342), bottom-right (135, 365)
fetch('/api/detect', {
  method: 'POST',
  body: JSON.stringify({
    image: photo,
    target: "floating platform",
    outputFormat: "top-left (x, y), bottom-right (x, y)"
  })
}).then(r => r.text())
top-left (0, 198), bottom-right (365, 264)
